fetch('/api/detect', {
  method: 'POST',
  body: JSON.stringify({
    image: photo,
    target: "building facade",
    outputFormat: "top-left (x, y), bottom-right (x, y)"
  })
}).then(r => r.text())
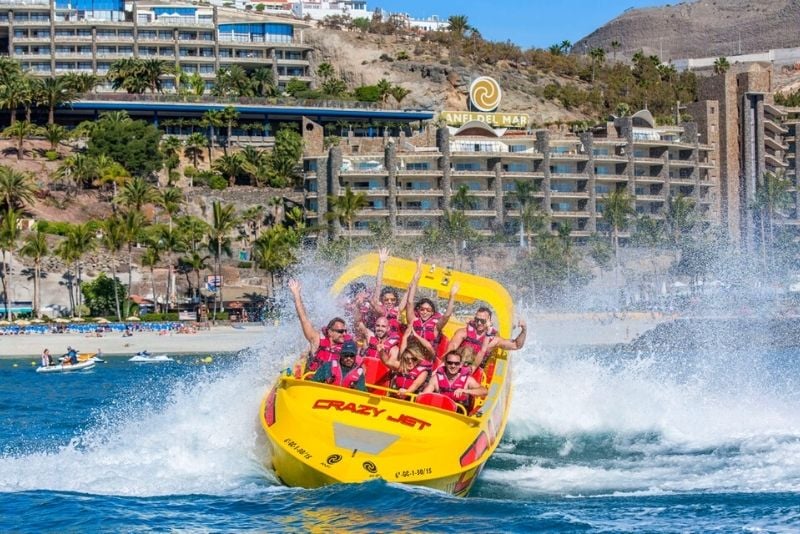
top-left (0, 0), bottom-right (312, 92)
top-left (302, 110), bottom-right (716, 241)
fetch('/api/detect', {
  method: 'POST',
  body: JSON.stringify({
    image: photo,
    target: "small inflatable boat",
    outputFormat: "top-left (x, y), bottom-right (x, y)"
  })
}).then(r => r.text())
top-left (36, 359), bottom-right (96, 373)
top-left (128, 351), bottom-right (173, 363)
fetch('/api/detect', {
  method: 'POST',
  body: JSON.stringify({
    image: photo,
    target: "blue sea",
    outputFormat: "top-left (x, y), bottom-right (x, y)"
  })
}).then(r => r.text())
top-left (2, 325), bottom-right (800, 532)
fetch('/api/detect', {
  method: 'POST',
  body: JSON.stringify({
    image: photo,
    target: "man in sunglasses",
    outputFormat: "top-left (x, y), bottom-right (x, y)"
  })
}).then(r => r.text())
top-left (446, 307), bottom-right (527, 369)
top-left (289, 279), bottom-right (352, 373)
top-left (423, 350), bottom-right (487, 413)
top-left (311, 339), bottom-right (367, 391)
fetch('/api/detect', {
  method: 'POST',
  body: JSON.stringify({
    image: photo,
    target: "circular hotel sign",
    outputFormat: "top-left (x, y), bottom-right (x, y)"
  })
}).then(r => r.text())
top-left (469, 76), bottom-right (502, 112)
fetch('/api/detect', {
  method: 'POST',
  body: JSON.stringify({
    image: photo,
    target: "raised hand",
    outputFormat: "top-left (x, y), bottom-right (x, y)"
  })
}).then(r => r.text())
top-left (378, 248), bottom-right (390, 263)
top-left (288, 279), bottom-right (301, 295)
top-left (450, 282), bottom-right (460, 296)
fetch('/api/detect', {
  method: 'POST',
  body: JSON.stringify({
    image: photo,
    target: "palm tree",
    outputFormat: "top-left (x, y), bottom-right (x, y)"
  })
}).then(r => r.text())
top-left (184, 132), bottom-right (206, 169)
top-left (65, 222), bottom-right (95, 316)
top-left (389, 85), bottom-right (411, 106)
top-left (140, 245), bottom-right (161, 312)
top-left (178, 215), bottom-right (209, 253)
top-left (451, 183), bottom-right (478, 211)
top-left (156, 225), bottom-right (186, 313)
top-left (94, 154), bottom-right (129, 202)
top-left (212, 153), bottom-right (245, 187)
top-left (376, 79), bottom-right (392, 107)
top-left (100, 216), bottom-right (125, 321)
top-left (447, 15), bottom-right (470, 40)
top-left (602, 188), bottom-right (635, 262)
top-left (665, 194), bottom-right (696, 245)
top-left (509, 179), bottom-right (538, 248)
top-left (55, 153), bottom-right (98, 196)
top-left (253, 226), bottom-right (299, 296)
top-left (250, 66), bottom-right (277, 98)
top-left (0, 75), bottom-right (26, 126)
top-left (441, 209), bottom-right (476, 268)
top-left (36, 76), bottom-right (76, 125)
top-left (240, 146), bottom-right (269, 187)
top-left (117, 176), bottom-right (157, 212)
top-left (157, 187), bottom-right (183, 229)
top-left (107, 58), bottom-right (148, 94)
top-left (20, 229), bottom-right (48, 319)
top-left (161, 136), bottom-right (183, 183)
top-left (3, 120), bottom-right (40, 160)
top-left (713, 56), bottom-right (731, 75)
top-left (200, 110), bottom-right (224, 163)
top-left (0, 209), bottom-right (21, 320)
top-left (142, 58), bottom-right (167, 93)
top-left (327, 186), bottom-right (367, 259)
top-left (611, 40), bottom-right (621, 61)
top-left (220, 106), bottom-right (239, 155)
top-left (589, 47), bottom-right (606, 83)
top-left (54, 227), bottom-right (78, 314)
top-left (0, 166), bottom-right (36, 213)
top-left (316, 62), bottom-right (334, 81)
top-left (121, 209), bottom-right (147, 317)
top-left (754, 171), bottom-right (793, 263)
top-left (180, 250), bottom-right (209, 302)
top-left (43, 123), bottom-right (69, 152)
top-left (208, 201), bottom-right (237, 321)
top-left (62, 72), bottom-right (101, 95)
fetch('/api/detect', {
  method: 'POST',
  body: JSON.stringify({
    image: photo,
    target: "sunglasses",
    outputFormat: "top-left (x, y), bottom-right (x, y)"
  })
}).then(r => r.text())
top-left (331, 328), bottom-right (347, 334)
top-left (473, 318), bottom-right (487, 324)
top-left (446, 360), bottom-right (461, 366)
top-left (341, 353), bottom-right (356, 358)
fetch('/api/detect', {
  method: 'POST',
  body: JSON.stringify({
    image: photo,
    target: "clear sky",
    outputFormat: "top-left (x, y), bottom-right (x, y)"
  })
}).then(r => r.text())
top-left (372, 0), bottom-right (669, 49)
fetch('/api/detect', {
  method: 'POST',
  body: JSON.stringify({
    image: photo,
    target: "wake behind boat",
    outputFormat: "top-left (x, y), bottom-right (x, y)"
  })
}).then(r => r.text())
top-left (129, 351), bottom-right (173, 363)
top-left (36, 359), bottom-right (96, 373)
top-left (260, 254), bottom-right (516, 496)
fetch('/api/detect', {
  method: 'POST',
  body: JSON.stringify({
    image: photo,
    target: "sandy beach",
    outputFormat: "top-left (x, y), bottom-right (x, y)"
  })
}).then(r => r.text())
top-left (0, 324), bottom-right (270, 358)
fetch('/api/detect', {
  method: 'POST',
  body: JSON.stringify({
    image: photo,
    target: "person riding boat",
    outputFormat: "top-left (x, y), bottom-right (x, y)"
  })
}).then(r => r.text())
top-left (370, 248), bottom-right (410, 335)
top-left (357, 315), bottom-right (400, 362)
top-left (423, 350), bottom-right (488, 413)
top-left (311, 339), bottom-right (367, 391)
top-left (382, 332), bottom-right (432, 398)
top-left (41, 348), bottom-right (53, 367)
top-left (64, 346), bottom-right (79, 365)
top-left (405, 257), bottom-right (459, 348)
top-left (288, 279), bottom-right (352, 373)
top-left (446, 307), bottom-right (527, 370)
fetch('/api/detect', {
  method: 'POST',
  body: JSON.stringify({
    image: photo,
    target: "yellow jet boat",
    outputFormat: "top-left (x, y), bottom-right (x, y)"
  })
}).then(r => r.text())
top-left (259, 254), bottom-right (515, 496)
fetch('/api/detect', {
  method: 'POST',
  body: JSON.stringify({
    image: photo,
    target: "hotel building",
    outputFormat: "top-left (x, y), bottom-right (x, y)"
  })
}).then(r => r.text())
top-left (0, 0), bottom-right (313, 92)
top-left (302, 111), bottom-right (717, 240)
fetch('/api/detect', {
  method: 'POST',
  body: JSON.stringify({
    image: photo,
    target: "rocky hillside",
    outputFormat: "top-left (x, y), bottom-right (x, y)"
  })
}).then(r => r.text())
top-left (304, 28), bottom-right (590, 125)
top-left (574, 0), bottom-right (800, 62)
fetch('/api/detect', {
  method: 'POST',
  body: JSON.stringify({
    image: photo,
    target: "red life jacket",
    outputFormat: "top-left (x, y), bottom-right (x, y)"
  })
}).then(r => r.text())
top-left (434, 365), bottom-right (473, 411)
top-left (307, 331), bottom-right (352, 372)
top-left (363, 334), bottom-right (400, 359)
top-left (328, 359), bottom-right (365, 389)
top-left (391, 362), bottom-right (429, 391)
top-left (412, 312), bottom-right (442, 343)
top-left (384, 306), bottom-right (402, 335)
top-left (460, 322), bottom-right (497, 354)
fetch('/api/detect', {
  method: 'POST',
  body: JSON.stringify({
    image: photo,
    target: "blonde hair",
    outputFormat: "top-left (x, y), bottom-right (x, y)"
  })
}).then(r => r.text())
top-left (458, 346), bottom-right (477, 366)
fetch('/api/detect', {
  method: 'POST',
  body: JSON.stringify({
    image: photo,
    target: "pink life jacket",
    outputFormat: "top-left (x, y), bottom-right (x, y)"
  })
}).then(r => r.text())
top-left (307, 330), bottom-right (353, 372)
top-left (328, 359), bottom-right (365, 389)
top-left (460, 322), bottom-right (497, 354)
top-left (363, 334), bottom-right (400, 359)
top-left (412, 312), bottom-right (442, 344)
top-left (391, 362), bottom-right (430, 391)
top-left (434, 365), bottom-right (473, 411)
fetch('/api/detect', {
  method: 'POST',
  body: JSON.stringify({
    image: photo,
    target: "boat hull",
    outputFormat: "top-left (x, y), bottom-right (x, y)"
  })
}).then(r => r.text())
top-left (36, 359), bottom-right (96, 373)
top-left (260, 356), bottom-right (511, 496)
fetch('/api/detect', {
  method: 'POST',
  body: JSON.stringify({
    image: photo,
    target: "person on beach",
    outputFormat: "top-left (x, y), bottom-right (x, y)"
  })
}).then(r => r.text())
top-left (41, 348), bottom-right (52, 367)
top-left (288, 279), bottom-right (352, 374)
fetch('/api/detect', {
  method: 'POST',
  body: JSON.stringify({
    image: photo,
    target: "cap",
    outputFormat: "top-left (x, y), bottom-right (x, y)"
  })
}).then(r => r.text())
top-left (340, 340), bottom-right (358, 356)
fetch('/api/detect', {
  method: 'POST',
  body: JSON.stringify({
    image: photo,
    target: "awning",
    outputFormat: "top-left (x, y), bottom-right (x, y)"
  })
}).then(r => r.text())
top-left (0, 307), bottom-right (33, 313)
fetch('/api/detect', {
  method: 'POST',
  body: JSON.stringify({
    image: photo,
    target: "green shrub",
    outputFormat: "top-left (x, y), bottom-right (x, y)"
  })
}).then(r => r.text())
top-left (208, 174), bottom-right (228, 190)
top-left (37, 220), bottom-right (73, 236)
top-left (379, 53), bottom-right (394, 62)
top-left (45, 150), bottom-right (59, 161)
top-left (396, 50), bottom-right (409, 61)
top-left (353, 85), bottom-right (381, 102)
top-left (237, 261), bottom-right (253, 268)
top-left (140, 312), bottom-right (180, 321)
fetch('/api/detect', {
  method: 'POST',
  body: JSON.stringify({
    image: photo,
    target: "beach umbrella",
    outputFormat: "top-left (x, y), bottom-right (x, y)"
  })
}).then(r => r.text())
top-left (72, 317), bottom-right (85, 322)
top-left (126, 316), bottom-right (141, 321)
top-left (0, 320), bottom-right (9, 325)
top-left (95, 317), bottom-right (110, 323)
top-left (30, 318), bottom-right (45, 323)
top-left (14, 319), bottom-right (31, 326)
top-left (54, 318), bottom-right (69, 323)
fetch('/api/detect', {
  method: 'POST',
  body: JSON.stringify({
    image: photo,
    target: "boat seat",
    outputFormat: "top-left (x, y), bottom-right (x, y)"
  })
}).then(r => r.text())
top-left (435, 334), bottom-right (449, 359)
top-left (416, 392), bottom-right (459, 413)
top-left (362, 357), bottom-right (391, 396)
top-left (471, 366), bottom-right (486, 386)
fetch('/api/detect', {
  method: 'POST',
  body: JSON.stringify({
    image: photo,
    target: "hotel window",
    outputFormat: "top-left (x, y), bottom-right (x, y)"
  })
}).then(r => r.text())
top-left (96, 62), bottom-right (111, 73)
top-left (199, 64), bottom-right (214, 74)
top-left (552, 203), bottom-right (572, 212)
top-left (139, 31), bottom-right (156, 40)
top-left (118, 31), bottom-right (133, 39)
top-left (594, 166), bottom-right (611, 175)
top-left (368, 200), bottom-right (385, 209)
top-left (508, 144), bottom-right (527, 153)
top-left (119, 47), bottom-right (133, 55)
top-left (551, 182), bottom-right (574, 193)
top-left (199, 48), bottom-right (214, 57)
top-left (504, 163), bottom-right (528, 172)
top-left (160, 49), bottom-right (174, 56)
top-left (78, 29), bottom-right (91, 37)
top-left (592, 148), bottom-right (609, 156)
top-left (595, 184), bottom-right (610, 193)
top-left (406, 162), bottom-right (429, 171)
top-left (551, 146), bottom-right (570, 154)
top-left (454, 162), bottom-right (480, 171)
top-left (550, 164), bottom-right (573, 174)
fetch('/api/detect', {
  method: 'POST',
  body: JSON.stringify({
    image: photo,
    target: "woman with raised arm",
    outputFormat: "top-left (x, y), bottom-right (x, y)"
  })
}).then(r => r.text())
top-left (383, 326), bottom-right (434, 398)
top-left (405, 256), bottom-right (459, 348)
top-left (369, 248), bottom-right (409, 335)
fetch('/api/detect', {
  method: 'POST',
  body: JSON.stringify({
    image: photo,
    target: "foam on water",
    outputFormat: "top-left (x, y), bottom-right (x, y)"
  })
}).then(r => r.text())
top-left (484, 319), bottom-right (800, 495)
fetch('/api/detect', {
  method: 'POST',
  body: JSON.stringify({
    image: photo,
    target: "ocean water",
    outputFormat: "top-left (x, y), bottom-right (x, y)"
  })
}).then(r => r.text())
top-left (1, 326), bottom-right (800, 532)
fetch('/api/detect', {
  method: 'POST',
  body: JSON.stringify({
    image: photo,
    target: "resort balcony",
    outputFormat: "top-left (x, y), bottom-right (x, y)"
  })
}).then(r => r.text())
top-left (354, 208), bottom-right (390, 217)
top-left (396, 229), bottom-right (425, 237)
top-left (765, 136), bottom-right (788, 151)
top-left (634, 175), bottom-right (666, 184)
top-left (54, 35), bottom-right (93, 42)
top-left (10, 36), bottom-right (51, 43)
top-left (396, 169), bottom-right (442, 176)
top-left (633, 156), bottom-right (665, 165)
top-left (764, 117), bottom-right (788, 134)
top-left (452, 189), bottom-right (496, 198)
top-left (397, 209), bottom-right (444, 217)
top-left (501, 170), bottom-right (537, 179)
top-left (594, 174), bottom-right (630, 182)
top-left (593, 154), bottom-right (629, 163)
top-left (96, 35), bottom-right (134, 42)
top-left (698, 161), bottom-right (716, 169)
top-left (549, 172), bottom-right (585, 180)
top-left (152, 20), bottom-right (213, 29)
top-left (551, 190), bottom-right (590, 199)
top-left (344, 187), bottom-right (389, 196)
top-left (765, 153), bottom-right (788, 167)
top-left (669, 177), bottom-right (695, 185)
top-left (54, 51), bottom-right (94, 60)
top-left (396, 189), bottom-right (443, 197)
top-left (276, 57), bottom-right (310, 66)
top-left (96, 52), bottom-right (130, 59)
top-left (12, 52), bottom-right (52, 59)
top-left (461, 209), bottom-right (497, 217)
top-left (549, 210), bottom-right (587, 218)
top-left (668, 159), bottom-right (696, 167)
top-left (636, 194), bottom-right (665, 203)
top-left (450, 169), bottom-right (495, 177)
